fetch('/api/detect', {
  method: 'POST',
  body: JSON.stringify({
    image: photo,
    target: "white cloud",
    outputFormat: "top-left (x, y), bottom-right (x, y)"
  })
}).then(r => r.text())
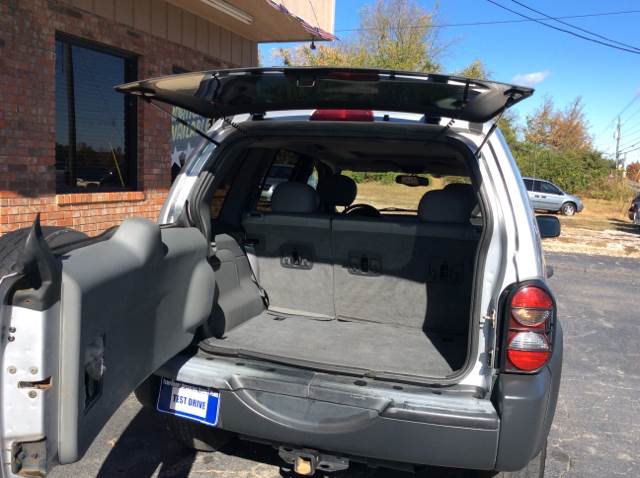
top-left (511, 70), bottom-right (551, 87)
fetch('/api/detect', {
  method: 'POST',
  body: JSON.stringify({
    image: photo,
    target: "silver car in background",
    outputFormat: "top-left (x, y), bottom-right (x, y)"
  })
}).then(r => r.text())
top-left (523, 177), bottom-right (584, 216)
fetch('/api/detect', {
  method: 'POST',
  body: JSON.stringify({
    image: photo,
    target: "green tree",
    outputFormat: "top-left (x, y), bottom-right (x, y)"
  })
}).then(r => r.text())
top-left (278, 0), bottom-right (444, 71)
top-left (456, 59), bottom-right (490, 80)
top-left (278, 0), bottom-right (488, 77)
top-left (524, 96), bottom-right (592, 152)
top-left (497, 111), bottom-right (519, 149)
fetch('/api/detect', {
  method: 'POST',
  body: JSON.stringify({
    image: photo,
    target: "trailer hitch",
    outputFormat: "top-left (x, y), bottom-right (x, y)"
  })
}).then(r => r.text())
top-left (278, 446), bottom-right (349, 475)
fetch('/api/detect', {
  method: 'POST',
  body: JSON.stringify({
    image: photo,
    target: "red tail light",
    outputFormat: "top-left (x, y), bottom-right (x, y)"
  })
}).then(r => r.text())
top-left (310, 109), bottom-right (374, 122)
top-left (505, 285), bottom-right (555, 372)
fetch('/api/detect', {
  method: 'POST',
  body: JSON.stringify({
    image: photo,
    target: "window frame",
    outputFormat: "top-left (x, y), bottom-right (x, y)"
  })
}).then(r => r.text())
top-left (55, 32), bottom-right (138, 193)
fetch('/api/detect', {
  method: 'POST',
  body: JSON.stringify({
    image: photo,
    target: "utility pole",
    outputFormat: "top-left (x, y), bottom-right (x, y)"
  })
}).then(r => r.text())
top-left (614, 116), bottom-right (621, 169)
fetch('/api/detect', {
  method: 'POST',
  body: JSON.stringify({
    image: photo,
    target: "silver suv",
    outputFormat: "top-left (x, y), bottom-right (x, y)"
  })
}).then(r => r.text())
top-left (523, 177), bottom-right (584, 216)
top-left (0, 68), bottom-right (563, 477)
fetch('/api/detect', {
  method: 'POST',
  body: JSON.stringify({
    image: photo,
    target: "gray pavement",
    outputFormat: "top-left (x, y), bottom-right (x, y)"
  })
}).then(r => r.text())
top-left (50, 252), bottom-right (640, 477)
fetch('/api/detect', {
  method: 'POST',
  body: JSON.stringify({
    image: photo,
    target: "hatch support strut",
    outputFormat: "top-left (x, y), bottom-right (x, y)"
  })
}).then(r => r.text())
top-left (146, 99), bottom-right (221, 147)
top-left (474, 95), bottom-right (516, 158)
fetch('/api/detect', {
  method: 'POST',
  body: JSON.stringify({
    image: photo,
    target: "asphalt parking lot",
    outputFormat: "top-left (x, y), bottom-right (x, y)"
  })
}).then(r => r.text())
top-left (50, 252), bottom-right (640, 478)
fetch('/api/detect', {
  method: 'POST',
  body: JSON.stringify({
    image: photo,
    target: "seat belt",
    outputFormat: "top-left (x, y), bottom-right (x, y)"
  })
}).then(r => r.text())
top-left (244, 240), bottom-right (270, 308)
top-left (250, 266), bottom-right (270, 308)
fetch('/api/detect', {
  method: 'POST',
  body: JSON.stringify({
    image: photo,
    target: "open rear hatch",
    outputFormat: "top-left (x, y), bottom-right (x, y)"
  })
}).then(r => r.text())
top-left (116, 67), bottom-right (533, 123)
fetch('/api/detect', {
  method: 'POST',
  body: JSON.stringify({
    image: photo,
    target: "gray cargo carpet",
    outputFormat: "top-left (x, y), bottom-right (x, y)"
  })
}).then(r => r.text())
top-left (200, 311), bottom-right (467, 378)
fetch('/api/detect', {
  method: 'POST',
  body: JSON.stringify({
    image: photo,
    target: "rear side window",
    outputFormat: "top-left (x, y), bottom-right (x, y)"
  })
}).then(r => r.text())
top-left (255, 150), bottom-right (318, 212)
top-left (523, 179), bottom-right (534, 191)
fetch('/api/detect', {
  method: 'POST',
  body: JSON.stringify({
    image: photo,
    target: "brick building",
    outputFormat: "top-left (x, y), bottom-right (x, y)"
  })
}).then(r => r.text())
top-left (0, 0), bottom-right (335, 235)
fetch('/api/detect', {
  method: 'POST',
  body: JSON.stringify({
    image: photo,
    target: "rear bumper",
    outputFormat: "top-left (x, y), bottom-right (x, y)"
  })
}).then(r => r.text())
top-left (147, 330), bottom-right (562, 472)
top-left (215, 389), bottom-right (499, 470)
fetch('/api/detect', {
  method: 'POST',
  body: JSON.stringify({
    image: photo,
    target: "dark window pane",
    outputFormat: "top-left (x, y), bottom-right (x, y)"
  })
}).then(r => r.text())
top-left (170, 66), bottom-right (208, 184)
top-left (170, 108), bottom-right (209, 182)
top-left (523, 179), bottom-right (534, 191)
top-left (540, 182), bottom-right (561, 195)
top-left (255, 150), bottom-right (306, 212)
top-left (55, 37), bottom-right (135, 192)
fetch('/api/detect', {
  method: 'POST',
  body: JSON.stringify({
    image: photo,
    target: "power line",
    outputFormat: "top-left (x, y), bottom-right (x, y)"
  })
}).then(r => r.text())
top-left (483, 0), bottom-right (640, 55)
top-left (623, 103), bottom-right (640, 123)
top-left (622, 132), bottom-right (640, 147)
top-left (333, 9), bottom-right (640, 33)
top-left (307, 0), bottom-right (321, 31)
top-left (622, 124), bottom-right (640, 138)
top-left (619, 133), bottom-right (640, 152)
top-left (619, 144), bottom-right (640, 155)
top-left (507, 0), bottom-right (640, 52)
top-left (620, 127), bottom-right (640, 142)
top-left (599, 94), bottom-right (640, 136)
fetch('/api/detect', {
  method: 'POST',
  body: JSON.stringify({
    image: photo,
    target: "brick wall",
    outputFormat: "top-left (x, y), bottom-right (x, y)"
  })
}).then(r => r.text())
top-left (0, 0), bottom-right (243, 235)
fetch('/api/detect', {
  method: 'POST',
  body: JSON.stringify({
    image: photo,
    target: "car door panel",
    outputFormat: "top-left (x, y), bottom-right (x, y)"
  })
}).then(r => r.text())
top-left (537, 182), bottom-right (563, 211)
top-left (58, 219), bottom-right (214, 463)
top-left (1, 218), bottom-right (216, 467)
top-left (526, 181), bottom-right (543, 209)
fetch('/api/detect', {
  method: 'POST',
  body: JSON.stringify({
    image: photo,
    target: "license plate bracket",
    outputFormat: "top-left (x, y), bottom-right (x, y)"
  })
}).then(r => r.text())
top-left (156, 378), bottom-right (220, 426)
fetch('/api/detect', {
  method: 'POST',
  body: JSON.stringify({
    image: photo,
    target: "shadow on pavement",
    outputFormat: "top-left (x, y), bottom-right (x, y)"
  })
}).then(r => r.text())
top-left (97, 406), bottom-right (196, 478)
top-left (607, 218), bottom-right (639, 234)
top-left (98, 405), bottom-right (491, 478)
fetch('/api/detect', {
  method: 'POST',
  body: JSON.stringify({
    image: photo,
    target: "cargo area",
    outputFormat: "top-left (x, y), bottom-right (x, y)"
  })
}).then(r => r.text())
top-left (200, 310), bottom-right (467, 377)
top-left (197, 132), bottom-right (484, 380)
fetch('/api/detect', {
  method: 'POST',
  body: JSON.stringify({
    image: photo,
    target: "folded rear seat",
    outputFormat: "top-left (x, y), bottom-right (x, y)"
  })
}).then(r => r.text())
top-left (242, 182), bottom-right (334, 318)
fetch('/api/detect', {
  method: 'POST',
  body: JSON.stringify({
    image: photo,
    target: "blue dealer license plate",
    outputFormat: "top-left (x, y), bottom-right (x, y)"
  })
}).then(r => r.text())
top-left (156, 378), bottom-right (220, 426)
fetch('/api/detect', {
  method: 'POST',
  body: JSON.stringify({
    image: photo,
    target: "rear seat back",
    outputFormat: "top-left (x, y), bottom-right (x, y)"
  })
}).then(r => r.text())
top-left (416, 186), bottom-right (480, 333)
top-left (332, 187), bottom-right (480, 333)
top-left (242, 182), bottom-right (334, 318)
top-left (242, 182), bottom-right (480, 333)
top-left (332, 217), bottom-right (427, 327)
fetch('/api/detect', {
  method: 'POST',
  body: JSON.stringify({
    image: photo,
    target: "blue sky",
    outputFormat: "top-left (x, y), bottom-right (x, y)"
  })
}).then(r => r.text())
top-left (260, 1), bottom-right (640, 165)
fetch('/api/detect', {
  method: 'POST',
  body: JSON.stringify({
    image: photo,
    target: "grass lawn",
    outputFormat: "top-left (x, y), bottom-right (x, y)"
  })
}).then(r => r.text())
top-left (355, 179), bottom-right (448, 210)
top-left (353, 181), bottom-right (640, 258)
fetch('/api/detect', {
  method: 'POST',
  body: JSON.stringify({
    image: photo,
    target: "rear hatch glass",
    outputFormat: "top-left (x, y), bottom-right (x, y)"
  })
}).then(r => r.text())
top-left (117, 67), bottom-right (533, 123)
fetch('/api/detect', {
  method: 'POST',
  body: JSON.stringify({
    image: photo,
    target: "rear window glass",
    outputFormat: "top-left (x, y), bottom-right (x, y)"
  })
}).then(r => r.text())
top-left (342, 172), bottom-right (470, 215)
top-left (255, 150), bottom-right (318, 212)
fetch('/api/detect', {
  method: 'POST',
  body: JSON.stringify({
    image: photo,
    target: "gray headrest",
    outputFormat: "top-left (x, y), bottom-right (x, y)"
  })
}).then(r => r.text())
top-left (418, 188), bottom-right (476, 223)
top-left (317, 175), bottom-right (357, 207)
top-left (271, 182), bottom-right (320, 213)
